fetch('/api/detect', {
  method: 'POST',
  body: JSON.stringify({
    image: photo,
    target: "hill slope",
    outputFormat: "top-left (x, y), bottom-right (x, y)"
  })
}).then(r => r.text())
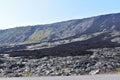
top-left (0, 13), bottom-right (120, 45)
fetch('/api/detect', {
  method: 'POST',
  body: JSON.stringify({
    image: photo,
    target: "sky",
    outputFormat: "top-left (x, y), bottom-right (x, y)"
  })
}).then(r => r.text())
top-left (0, 0), bottom-right (120, 29)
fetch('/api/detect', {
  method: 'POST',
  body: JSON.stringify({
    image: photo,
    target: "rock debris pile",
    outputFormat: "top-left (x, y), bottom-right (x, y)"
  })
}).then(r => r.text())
top-left (0, 47), bottom-right (120, 77)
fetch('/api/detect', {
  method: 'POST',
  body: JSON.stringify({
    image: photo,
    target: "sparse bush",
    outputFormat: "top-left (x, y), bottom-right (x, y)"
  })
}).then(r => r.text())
top-left (115, 68), bottom-right (120, 74)
top-left (22, 72), bottom-right (32, 77)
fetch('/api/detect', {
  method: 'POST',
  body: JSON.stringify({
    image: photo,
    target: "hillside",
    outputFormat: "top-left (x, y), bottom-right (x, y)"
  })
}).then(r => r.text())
top-left (0, 13), bottom-right (120, 46)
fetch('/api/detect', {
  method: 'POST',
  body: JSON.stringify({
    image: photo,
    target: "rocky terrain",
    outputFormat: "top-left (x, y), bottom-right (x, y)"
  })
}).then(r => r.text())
top-left (0, 13), bottom-right (120, 77)
top-left (0, 47), bottom-right (120, 77)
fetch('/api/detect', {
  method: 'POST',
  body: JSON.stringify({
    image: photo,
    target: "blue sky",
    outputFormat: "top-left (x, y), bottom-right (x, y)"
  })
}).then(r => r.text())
top-left (0, 0), bottom-right (120, 29)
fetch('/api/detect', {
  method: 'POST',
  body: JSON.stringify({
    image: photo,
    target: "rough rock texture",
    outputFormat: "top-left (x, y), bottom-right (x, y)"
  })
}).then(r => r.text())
top-left (0, 47), bottom-right (120, 77)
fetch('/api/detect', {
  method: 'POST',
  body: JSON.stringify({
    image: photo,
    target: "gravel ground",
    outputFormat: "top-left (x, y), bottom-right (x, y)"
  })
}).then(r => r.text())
top-left (0, 74), bottom-right (120, 80)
